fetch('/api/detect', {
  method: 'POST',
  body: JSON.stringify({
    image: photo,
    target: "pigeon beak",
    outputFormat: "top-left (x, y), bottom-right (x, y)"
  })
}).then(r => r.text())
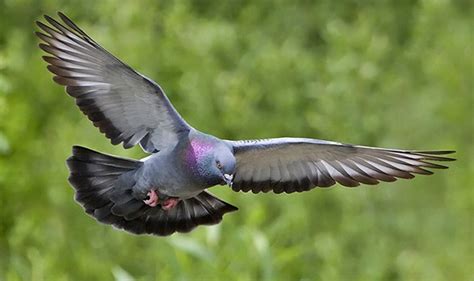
top-left (223, 174), bottom-right (233, 186)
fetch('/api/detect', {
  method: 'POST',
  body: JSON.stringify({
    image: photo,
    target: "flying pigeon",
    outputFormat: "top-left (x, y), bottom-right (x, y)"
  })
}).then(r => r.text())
top-left (36, 13), bottom-right (455, 236)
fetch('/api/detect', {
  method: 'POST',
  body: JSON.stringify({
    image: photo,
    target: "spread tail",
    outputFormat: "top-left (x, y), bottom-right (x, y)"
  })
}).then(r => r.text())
top-left (66, 145), bottom-right (238, 236)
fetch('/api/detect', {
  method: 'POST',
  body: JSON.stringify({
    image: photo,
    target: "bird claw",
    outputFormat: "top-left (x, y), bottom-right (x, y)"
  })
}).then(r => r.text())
top-left (143, 190), bottom-right (180, 210)
top-left (161, 197), bottom-right (180, 211)
top-left (143, 189), bottom-right (159, 207)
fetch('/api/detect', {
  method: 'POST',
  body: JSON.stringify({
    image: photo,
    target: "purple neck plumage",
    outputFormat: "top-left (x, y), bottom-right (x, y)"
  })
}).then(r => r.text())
top-left (183, 138), bottom-right (216, 181)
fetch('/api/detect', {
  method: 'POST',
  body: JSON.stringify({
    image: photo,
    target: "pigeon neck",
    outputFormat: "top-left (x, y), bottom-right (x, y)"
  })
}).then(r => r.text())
top-left (182, 137), bottom-right (219, 185)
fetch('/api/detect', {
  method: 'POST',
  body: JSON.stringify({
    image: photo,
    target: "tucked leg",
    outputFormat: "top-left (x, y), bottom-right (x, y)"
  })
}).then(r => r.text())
top-left (161, 197), bottom-right (180, 211)
top-left (143, 189), bottom-right (159, 207)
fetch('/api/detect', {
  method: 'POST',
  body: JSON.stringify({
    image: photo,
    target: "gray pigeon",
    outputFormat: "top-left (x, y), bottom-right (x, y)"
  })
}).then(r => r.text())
top-left (36, 13), bottom-right (455, 236)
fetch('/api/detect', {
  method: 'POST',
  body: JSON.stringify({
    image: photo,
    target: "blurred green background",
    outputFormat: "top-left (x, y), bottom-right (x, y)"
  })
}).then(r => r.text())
top-left (0, 0), bottom-right (472, 280)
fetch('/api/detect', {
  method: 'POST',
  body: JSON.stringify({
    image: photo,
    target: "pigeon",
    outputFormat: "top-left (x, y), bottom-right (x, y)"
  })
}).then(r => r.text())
top-left (36, 12), bottom-right (455, 236)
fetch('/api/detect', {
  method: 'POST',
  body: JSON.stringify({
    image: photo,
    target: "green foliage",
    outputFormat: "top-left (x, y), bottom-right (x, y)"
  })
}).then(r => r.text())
top-left (0, 0), bottom-right (472, 280)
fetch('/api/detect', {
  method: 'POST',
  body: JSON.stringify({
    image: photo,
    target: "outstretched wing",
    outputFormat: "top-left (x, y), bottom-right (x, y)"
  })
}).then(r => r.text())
top-left (36, 12), bottom-right (191, 152)
top-left (227, 138), bottom-right (455, 193)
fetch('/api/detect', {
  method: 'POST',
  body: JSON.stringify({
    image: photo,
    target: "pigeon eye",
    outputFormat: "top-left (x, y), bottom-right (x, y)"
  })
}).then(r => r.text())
top-left (216, 161), bottom-right (223, 170)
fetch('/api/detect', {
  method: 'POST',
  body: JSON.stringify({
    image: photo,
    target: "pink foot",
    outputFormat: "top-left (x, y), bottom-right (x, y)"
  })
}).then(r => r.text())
top-left (161, 197), bottom-right (180, 211)
top-left (143, 190), bottom-right (159, 207)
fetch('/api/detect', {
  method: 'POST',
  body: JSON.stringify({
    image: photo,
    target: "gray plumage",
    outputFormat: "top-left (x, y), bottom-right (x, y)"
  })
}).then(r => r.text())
top-left (37, 13), bottom-right (455, 236)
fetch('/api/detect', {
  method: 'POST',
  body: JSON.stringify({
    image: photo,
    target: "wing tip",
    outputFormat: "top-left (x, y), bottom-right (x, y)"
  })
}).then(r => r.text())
top-left (38, 43), bottom-right (51, 53)
top-left (409, 150), bottom-right (456, 162)
top-left (34, 20), bottom-right (43, 29)
top-left (34, 31), bottom-right (46, 39)
top-left (35, 20), bottom-right (49, 32)
top-left (43, 14), bottom-right (54, 22)
top-left (415, 150), bottom-right (456, 155)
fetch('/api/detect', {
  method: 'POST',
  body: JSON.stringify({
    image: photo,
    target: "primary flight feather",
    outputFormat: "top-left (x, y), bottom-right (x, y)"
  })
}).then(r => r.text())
top-left (36, 12), bottom-right (455, 236)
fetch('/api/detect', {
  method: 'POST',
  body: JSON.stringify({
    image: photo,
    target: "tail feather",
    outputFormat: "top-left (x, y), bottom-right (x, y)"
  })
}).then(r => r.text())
top-left (66, 145), bottom-right (238, 236)
top-left (67, 146), bottom-right (141, 211)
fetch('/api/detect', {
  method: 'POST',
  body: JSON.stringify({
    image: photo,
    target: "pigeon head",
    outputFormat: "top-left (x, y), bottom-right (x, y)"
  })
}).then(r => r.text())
top-left (214, 145), bottom-right (236, 185)
top-left (184, 137), bottom-right (236, 187)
